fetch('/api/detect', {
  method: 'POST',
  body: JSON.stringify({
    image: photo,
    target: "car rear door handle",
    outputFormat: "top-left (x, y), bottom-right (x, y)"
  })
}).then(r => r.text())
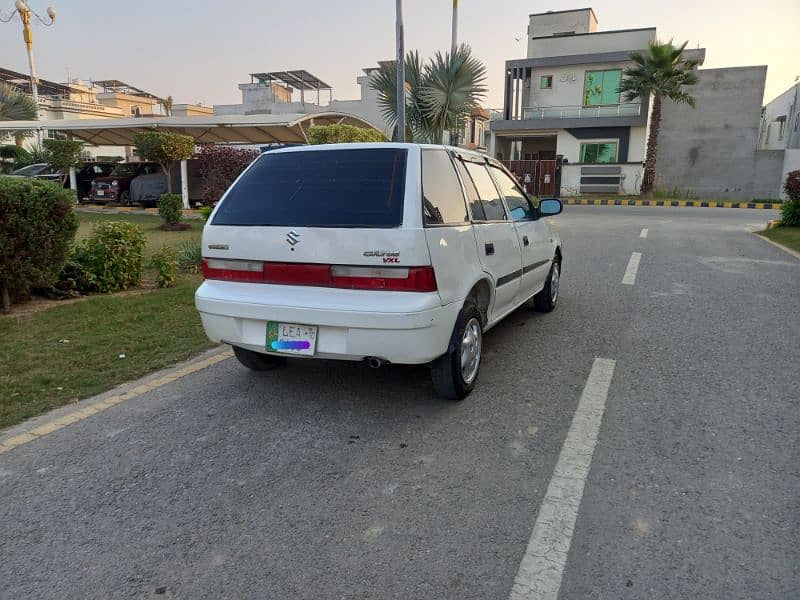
top-left (522, 235), bottom-right (529, 246)
top-left (485, 242), bottom-right (495, 256)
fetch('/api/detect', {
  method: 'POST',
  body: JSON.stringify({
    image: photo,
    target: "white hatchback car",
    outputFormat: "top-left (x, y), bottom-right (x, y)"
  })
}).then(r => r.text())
top-left (196, 143), bottom-right (562, 399)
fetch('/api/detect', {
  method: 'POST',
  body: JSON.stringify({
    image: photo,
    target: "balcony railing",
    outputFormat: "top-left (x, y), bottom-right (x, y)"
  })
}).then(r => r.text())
top-left (523, 103), bottom-right (642, 120)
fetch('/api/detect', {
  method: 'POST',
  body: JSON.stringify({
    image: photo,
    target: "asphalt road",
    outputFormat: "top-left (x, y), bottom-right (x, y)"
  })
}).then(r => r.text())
top-left (1, 206), bottom-right (798, 600)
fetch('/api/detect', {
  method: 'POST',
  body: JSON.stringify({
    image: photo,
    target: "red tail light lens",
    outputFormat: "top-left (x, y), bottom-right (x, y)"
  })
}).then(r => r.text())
top-left (202, 259), bottom-right (437, 292)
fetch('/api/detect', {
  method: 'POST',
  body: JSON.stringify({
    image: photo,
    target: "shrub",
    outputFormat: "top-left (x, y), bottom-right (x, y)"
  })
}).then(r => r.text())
top-left (780, 200), bottom-right (800, 227)
top-left (197, 145), bottom-right (259, 204)
top-left (308, 124), bottom-right (385, 144)
top-left (43, 138), bottom-right (84, 186)
top-left (784, 170), bottom-right (800, 202)
top-left (72, 221), bottom-right (146, 292)
top-left (151, 245), bottom-right (177, 288)
top-left (198, 205), bottom-right (213, 221)
top-left (0, 178), bottom-right (78, 311)
top-left (158, 193), bottom-right (184, 225)
top-left (177, 240), bottom-right (202, 273)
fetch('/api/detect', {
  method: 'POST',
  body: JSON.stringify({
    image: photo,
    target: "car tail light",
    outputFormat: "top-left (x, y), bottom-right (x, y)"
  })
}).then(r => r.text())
top-left (202, 259), bottom-right (436, 292)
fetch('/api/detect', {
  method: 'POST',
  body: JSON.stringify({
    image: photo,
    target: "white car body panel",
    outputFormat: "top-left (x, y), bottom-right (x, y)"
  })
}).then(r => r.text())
top-left (195, 143), bottom-right (561, 366)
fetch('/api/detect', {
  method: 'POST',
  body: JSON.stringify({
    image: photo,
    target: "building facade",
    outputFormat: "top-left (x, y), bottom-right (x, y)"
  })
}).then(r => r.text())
top-left (759, 81), bottom-right (800, 198)
top-left (488, 9), bottom-right (684, 196)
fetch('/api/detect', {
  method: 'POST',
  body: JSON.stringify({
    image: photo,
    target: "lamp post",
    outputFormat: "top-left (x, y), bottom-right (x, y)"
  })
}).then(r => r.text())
top-left (1, 0), bottom-right (57, 142)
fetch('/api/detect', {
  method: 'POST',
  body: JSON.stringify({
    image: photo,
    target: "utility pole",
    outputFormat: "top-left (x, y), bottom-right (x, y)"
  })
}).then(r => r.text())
top-left (451, 0), bottom-right (458, 53)
top-left (395, 0), bottom-right (405, 142)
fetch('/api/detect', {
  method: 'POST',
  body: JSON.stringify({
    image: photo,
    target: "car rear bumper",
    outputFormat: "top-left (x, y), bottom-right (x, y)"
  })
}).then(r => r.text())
top-left (195, 280), bottom-right (461, 364)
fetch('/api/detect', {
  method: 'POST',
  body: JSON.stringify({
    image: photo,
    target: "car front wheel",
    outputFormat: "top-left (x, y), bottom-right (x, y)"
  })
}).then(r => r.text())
top-left (533, 256), bottom-right (560, 312)
top-left (232, 346), bottom-right (286, 371)
top-left (431, 302), bottom-right (483, 400)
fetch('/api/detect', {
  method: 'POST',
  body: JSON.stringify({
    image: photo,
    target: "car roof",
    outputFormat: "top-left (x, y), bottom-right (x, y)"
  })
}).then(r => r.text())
top-left (264, 142), bottom-right (490, 162)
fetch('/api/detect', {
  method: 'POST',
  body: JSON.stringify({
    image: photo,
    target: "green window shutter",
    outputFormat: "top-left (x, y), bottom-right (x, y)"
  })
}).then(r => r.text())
top-left (580, 143), bottom-right (598, 163)
top-left (584, 72), bottom-right (601, 106)
top-left (600, 70), bottom-right (621, 105)
top-left (596, 143), bottom-right (618, 163)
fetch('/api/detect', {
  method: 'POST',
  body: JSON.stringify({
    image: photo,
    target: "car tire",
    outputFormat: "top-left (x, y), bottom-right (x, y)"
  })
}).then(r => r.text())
top-left (120, 190), bottom-right (131, 206)
top-left (533, 256), bottom-right (560, 312)
top-left (431, 302), bottom-right (483, 400)
top-left (232, 346), bottom-right (287, 371)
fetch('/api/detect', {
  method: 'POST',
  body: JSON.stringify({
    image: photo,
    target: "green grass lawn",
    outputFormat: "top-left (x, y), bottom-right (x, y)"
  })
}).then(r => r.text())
top-left (0, 276), bottom-right (215, 430)
top-left (759, 226), bottom-right (800, 253)
top-left (76, 211), bottom-right (202, 259)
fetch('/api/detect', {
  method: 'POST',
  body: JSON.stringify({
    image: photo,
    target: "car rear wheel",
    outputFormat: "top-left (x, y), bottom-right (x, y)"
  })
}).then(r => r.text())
top-left (232, 346), bottom-right (286, 371)
top-left (533, 256), bottom-right (560, 312)
top-left (431, 302), bottom-right (482, 400)
top-left (119, 190), bottom-right (131, 206)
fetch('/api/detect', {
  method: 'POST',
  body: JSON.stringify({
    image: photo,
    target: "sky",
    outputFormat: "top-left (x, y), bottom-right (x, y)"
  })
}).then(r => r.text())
top-left (2, 0), bottom-right (798, 109)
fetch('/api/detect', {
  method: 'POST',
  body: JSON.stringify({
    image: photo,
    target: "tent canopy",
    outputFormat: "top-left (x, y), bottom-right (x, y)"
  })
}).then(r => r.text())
top-left (0, 112), bottom-right (378, 146)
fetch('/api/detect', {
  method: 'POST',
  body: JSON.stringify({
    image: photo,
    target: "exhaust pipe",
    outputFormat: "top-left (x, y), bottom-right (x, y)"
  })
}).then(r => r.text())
top-left (366, 357), bottom-right (384, 369)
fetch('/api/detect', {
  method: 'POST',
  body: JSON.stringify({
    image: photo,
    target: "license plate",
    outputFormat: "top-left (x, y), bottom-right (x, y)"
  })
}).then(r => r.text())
top-left (266, 321), bottom-right (317, 356)
top-left (96, 190), bottom-right (104, 196)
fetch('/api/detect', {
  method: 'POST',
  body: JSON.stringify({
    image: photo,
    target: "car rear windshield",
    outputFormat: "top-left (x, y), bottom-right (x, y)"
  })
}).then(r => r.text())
top-left (212, 148), bottom-right (407, 228)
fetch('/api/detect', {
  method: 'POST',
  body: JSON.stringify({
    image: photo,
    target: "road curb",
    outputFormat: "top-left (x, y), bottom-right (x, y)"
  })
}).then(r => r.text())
top-left (752, 231), bottom-right (800, 260)
top-left (0, 345), bottom-right (233, 455)
top-left (562, 198), bottom-right (781, 209)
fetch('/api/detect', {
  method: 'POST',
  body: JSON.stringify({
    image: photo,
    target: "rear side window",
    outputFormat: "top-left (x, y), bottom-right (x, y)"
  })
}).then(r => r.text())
top-left (489, 166), bottom-right (533, 220)
top-left (212, 148), bottom-right (407, 228)
top-left (464, 162), bottom-right (507, 221)
top-left (422, 149), bottom-right (468, 225)
top-left (454, 160), bottom-right (486, 221)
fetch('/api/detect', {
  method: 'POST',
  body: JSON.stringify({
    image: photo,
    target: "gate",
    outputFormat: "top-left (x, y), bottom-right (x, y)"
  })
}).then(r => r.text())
top-left (501, 160), bottom-right (558, 197)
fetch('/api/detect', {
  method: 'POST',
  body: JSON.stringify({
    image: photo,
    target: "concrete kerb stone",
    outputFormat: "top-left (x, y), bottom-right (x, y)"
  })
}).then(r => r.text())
top-left (561, 198), bottom-right (781, 209)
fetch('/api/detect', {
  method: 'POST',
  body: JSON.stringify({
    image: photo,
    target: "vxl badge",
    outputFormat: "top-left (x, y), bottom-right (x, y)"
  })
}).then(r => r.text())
top-left (286, 230), bottom-right (300, 250)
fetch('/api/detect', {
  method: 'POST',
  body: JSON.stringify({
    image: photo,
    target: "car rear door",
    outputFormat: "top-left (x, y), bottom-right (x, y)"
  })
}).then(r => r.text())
top-left (487, 163), bottom-right (552, 303)
top-left (454, 156), bottom-right (522, 321)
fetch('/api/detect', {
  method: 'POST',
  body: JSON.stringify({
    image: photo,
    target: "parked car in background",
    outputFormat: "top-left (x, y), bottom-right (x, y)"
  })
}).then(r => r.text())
top-left (196, 143), bottom-right (563, 399)
top-left (89, 162), bottom-right (161, 204)
top-left (6, 163), bottom-right (60, 182)
top-left (73, 162), bottom-right (117, 200)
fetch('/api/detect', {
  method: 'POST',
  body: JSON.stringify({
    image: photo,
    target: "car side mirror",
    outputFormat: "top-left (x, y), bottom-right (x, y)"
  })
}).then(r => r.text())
top-left (539, 198), bottom-right (563, 216)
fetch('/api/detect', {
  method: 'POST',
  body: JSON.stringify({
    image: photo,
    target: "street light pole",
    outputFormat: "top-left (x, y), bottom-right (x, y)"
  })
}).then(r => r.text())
top-left (451, 0), bottom-right (458, 54)
top-left (1, 1), bottom-right (57, 143)
top-left (395, 0), bottom-right (405, 142)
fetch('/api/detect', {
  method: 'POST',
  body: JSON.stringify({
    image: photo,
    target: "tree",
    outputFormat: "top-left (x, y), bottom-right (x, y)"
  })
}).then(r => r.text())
top-left (132, 131), bottom-right (194, 193)
top-left (0, 82), bottom-right (38, 145)
top-left (0, 144), bottom-right (30, 172)
top-left (43, 138), bottom-right (84, 186)
top-left (0, 82), bottom-right (37, 122)
top-left (308, 124), bottom-right (385, 144)
top-left (160, 95), bottom-right (174, 116)
top-left (197, 144), bottom-right (260, 204)
top-left (370, 44), bottom-right (487, 143)
top-left (619, 40), bottom-right (700, 194)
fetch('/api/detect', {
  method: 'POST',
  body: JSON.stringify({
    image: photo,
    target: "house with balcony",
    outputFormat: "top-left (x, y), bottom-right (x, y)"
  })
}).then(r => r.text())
top-left (488, 8), bottom-right (703, 196)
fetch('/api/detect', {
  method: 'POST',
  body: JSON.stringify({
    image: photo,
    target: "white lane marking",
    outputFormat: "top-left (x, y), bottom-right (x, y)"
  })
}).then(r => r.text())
top-left (621, 252), bottom-right (642, 285)
top-left (640, 228), bottom-right (648, 238)
top-left (509, 358), bottom-right (617, 600)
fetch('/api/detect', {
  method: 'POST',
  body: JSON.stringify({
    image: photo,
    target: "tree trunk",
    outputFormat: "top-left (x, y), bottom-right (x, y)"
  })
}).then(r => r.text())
top-left (641, 94), bottom-right (662, 195)
top-left (1, 284), bottom-right (10, 314)
top-left (164, 164), bottom-right (172, 194)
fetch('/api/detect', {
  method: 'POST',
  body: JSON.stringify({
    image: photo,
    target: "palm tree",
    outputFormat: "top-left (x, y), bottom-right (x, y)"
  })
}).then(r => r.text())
top-left (160, 95), bottom-right (174, 116)
top-left (619, 40), bottom-right (699, 194)
top-left (370, 44), bottom-right (486, 143)
top-left (0, 82), bottom-right (37, 122)
top-left (0, 82), bottom-right (38, 146)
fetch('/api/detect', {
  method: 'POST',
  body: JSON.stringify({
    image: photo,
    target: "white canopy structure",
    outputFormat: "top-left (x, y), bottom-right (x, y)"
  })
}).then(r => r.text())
top-left (0, 112), bottom-right (379, 207)
top-left (0, 112), bottom-right (377, 146)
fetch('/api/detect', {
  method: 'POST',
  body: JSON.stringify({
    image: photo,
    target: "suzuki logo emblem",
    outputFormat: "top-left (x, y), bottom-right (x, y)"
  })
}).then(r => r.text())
top-left (286, 231), bottom-right (300, 250)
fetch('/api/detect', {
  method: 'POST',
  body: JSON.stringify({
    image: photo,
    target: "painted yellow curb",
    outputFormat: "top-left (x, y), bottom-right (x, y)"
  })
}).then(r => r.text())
top-left (0, 349), bottom-right (233, 455)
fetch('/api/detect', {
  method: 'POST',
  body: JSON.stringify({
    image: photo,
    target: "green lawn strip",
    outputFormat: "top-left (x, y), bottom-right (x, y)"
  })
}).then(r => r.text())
top-left (0, 276), bottom-right (215, 430)
top-left (76, 211), bottom-right (201, 259)
top-left (758, 226), bottom-right (800, 253)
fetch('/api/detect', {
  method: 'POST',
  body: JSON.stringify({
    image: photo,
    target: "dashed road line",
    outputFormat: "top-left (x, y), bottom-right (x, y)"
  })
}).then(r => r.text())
top-left (640, 228), bottom-right (649, 238)
top-left (622, 252), bottom-right (642, 285)
top-left (509, 357), bottom-right (617, 600)
top-left (0, 348), bottom-right (233, 455)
